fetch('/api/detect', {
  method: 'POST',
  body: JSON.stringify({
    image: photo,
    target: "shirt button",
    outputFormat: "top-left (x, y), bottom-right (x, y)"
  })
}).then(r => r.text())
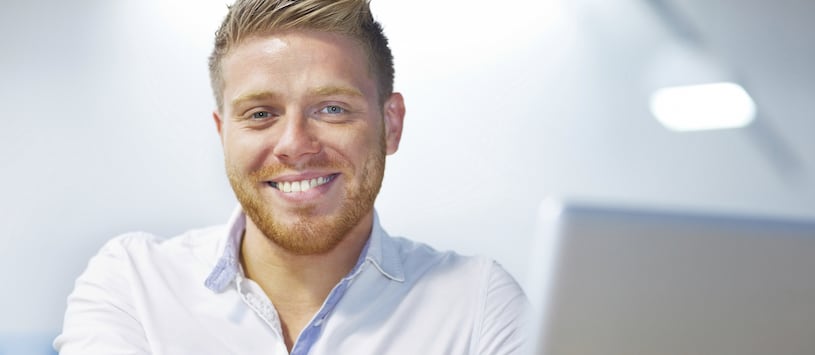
top-left (313, 318), bottom-right (324, 327)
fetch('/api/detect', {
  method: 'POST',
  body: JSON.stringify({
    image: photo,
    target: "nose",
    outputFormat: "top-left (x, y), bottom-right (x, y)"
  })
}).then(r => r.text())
top-left (272, 113), bottom-right (321, 163)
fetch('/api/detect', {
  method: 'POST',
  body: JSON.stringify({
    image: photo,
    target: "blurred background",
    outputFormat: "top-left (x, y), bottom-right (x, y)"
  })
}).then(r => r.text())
top-left (1, 0), bottom-right (813, 352)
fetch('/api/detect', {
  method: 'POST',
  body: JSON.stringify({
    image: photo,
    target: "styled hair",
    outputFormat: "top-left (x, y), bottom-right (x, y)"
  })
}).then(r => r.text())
top-left (208, 0), bottom-right (394, 111)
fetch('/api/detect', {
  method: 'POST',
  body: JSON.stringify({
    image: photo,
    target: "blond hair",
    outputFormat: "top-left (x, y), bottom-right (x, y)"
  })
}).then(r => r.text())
top-left (208, 0), bottom-right (394, 111)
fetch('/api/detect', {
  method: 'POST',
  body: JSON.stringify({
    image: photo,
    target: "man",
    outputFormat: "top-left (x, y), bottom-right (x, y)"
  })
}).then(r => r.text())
top-left (55, 0), bottom-right (528, 353)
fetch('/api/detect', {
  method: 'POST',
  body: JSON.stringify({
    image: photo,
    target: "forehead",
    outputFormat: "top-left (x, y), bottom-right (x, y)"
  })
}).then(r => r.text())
top-left (219, 31), bottom-right (377, 107)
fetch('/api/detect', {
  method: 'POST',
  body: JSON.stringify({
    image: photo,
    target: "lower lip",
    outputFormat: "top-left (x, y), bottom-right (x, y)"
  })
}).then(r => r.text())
top-left (267, 174), bottom-right (339, 202)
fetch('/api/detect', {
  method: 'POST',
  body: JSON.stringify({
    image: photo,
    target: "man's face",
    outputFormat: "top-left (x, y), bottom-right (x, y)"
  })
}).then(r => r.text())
top-left (214, 31), bottom-right (404, 255)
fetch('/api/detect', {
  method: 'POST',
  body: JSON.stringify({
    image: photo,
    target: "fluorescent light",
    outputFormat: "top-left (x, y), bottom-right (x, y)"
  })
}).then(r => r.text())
top-left (649, 82), bottom-right (756, 132)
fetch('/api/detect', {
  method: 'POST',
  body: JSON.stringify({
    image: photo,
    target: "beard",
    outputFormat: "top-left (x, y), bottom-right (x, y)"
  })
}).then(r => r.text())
top-left (226, 134), bottom-right (386, 255)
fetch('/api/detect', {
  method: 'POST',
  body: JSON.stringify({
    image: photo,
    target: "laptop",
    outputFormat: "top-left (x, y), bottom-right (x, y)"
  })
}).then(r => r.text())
top-left (525, 198), bottom-right (815, 355)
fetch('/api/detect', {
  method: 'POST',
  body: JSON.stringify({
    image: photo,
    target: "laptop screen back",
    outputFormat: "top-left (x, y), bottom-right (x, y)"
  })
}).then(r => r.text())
top-left (526, 199), bottom-right (815, 355)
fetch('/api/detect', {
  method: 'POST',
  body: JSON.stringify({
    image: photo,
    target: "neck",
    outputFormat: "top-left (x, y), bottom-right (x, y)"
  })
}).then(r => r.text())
top-left (240, 211), bottom-right (374, 308)
top-left (240, 211), bottom-right (374, 351)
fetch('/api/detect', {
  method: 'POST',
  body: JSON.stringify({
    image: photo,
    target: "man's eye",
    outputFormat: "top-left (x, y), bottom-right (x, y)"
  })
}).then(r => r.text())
top-left (251, 111), bottom-right (271, 120)
top-left (320, 105), bottom-right (345, 114)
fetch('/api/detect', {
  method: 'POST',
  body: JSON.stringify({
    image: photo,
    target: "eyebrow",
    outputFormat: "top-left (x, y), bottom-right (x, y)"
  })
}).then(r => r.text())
top-left (229, 86), bottom-right (366, 110)
top-left (307, 86), bottom-right (365, 99)
top-left (230, 91), bottom-right (280, 110)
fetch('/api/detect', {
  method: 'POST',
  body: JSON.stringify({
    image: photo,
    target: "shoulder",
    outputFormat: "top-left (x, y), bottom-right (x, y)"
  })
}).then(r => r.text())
top-left (60, 225), bottom-right (229, 325)
top-left (100, 224), bottom-right (226, 250)
top-left (75, 225), bottom-right (229, 293)
top-left (55, 226), bottom-right (227, 353)
top-left (387, 235), bottom-right (508, 285)
top-left (381, 235), bottom-right (530, 352)
top-left (95, 225), bottom-right (227, 265)
top-left (385, 235), bottom-right (527, 309)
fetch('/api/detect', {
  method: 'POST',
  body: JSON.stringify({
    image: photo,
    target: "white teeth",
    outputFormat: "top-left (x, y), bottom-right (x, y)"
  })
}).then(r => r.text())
top-left (274, 175), bottom-right (333, 193)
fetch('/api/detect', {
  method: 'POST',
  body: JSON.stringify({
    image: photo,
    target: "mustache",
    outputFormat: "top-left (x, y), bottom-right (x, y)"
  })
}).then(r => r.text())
top-left (248, 156), bottom-right (349, 181)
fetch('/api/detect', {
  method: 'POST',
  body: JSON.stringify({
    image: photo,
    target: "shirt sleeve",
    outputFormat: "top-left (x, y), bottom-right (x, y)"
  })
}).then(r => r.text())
top-left (476, 261), bottom-right (531, 355)
top-left (53, 234), bottom-right (151, 355)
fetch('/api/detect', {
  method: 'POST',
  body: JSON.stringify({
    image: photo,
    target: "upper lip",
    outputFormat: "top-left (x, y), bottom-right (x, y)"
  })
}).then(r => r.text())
top-left (267, 171), bottom-right (338, 183)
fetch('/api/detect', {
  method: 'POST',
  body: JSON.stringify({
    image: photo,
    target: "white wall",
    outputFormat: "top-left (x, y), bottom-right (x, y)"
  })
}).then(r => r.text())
top-left (1, 0), bottom-right (813, 346)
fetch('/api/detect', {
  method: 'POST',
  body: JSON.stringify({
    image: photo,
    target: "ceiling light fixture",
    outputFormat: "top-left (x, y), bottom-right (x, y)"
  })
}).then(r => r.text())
top-left (643, 0), bottom-right (757, 132)
top-left (650, 82), bottom-right (756, 132)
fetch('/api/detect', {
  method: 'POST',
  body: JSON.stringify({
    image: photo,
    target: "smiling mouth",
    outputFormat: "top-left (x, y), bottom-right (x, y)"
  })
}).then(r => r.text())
top-left (267, 174), bottom-right (339, 193)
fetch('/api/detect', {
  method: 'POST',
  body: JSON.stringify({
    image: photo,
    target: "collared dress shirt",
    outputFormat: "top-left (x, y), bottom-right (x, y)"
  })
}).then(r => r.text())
top-left (54, 208), bottom-right (528, 354)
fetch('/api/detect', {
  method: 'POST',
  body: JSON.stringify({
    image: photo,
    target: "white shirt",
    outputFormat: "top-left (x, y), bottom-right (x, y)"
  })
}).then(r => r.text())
top-left (54, 208), bottom-right (528, 354)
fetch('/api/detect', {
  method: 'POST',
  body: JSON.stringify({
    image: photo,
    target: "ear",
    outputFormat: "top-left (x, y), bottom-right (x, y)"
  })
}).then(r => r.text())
top-left (213, 109), bottom-right (224, 144)
top-left (382, 92), bottom-right (405, 155)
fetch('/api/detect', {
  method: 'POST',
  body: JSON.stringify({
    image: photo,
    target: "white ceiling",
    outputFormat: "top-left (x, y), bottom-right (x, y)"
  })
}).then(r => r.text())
top-left (662, 0), bottom-right (815, 177)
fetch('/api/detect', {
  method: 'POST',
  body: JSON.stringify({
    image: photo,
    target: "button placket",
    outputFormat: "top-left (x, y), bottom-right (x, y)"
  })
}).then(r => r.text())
top-left (237, 279), bottom-right (283, 337)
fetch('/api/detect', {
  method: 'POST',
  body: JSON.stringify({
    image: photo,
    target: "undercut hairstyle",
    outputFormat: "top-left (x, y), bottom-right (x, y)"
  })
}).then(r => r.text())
top-left (208, 0), bottom-right (394, 111)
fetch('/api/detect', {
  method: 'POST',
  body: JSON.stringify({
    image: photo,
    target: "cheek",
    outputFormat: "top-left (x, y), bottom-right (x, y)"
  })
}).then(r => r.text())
top-left (322, 126), bottom-right (382, 161)
top-left (223, 131), bottom-right (272, 172)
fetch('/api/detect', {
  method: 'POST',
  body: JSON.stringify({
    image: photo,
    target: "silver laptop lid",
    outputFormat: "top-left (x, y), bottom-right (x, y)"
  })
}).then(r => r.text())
top-left (526, 199), bottom-right (815, 355)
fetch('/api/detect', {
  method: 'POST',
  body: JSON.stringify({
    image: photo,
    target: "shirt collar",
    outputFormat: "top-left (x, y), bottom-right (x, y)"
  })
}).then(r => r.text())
top-left (203, 207), bottom-right (245, 292)
top-left (364, 211), bottom-right (405, 282)
top-left (204, 206), bottom-right (405, 293)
